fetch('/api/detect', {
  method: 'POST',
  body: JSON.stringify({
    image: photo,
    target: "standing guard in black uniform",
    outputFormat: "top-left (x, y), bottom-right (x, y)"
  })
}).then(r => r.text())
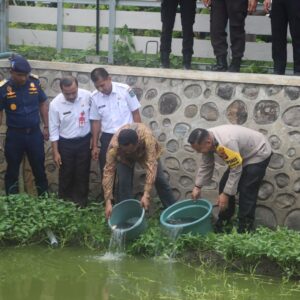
top-left (160, 0), bottom-right (197, 69)
top-left (203, 0), bottom-right (258, 72)
top-left (0, 55), bottom-right (49, 195)
top-left (264, 0), bottom-right (300, 75)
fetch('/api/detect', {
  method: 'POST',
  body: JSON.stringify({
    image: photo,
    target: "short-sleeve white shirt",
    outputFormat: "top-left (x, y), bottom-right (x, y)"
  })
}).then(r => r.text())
top-left (49, 88), bottom-right (91, 141)
top-left (89, 82), bottom-right (141, 134)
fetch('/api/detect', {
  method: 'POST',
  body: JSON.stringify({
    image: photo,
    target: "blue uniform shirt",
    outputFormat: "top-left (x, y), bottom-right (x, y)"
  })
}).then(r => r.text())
top-left (0, 75), bottom-right (47, 128)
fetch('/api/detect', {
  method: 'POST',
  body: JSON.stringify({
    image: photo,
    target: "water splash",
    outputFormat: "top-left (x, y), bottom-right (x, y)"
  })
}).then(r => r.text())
top-left (167, 226), bottom-right (182, 240)
top-left (108, 229), bottom-right (126, 253)
top-left (99, 252), bottom-right (125, 261)
top-left (165, 227), bottom-right (183, 260)
top-left (100, 228), bottom-right (126, 261)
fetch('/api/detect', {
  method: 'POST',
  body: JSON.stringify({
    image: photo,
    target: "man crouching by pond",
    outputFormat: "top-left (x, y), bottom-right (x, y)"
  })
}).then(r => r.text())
top-left (103, 123), bottom-right (176, 219)
top-left (188, 125), bottom-right (272, 233)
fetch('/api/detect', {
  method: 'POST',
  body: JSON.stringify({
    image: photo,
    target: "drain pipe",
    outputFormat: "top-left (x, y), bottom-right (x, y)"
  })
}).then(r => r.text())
top-left (0, 52), bottom-right (15, 59)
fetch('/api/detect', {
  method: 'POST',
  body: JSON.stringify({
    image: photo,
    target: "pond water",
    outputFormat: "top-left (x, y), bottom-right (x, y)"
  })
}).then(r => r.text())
top-left (0, 247), bottom-right (300, 300)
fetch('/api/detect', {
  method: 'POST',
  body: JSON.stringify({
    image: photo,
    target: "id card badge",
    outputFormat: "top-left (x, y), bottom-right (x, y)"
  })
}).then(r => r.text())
top-left (79, 111), bottom-right (85, 127)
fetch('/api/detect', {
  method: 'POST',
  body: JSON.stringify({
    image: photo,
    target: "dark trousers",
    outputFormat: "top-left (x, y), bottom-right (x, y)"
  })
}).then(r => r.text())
top-left (160, 0), bottom-right (196, 56)
top-left (210, 0), bottom-right (248, 58)
top-left (218, 155), bottom-right (271, 231)
top-left (270, 0), bottom-right (300, 74)
top-left (99, 132), bottom-right (114, 177)
top-left (58, 134), bottom-right (91, 207)
top-left (116, 159), bottom-right (176, 208)
top-left (4, 127), bottom-right (48, 196)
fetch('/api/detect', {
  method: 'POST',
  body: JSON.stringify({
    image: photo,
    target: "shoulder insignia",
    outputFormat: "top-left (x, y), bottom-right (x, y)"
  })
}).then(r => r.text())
top-left (29, 73), bottom-right (39, 80)
top-left (0, 79), bottom-right (8, 88)
top-left (128, 88), bottom-right (136, 98)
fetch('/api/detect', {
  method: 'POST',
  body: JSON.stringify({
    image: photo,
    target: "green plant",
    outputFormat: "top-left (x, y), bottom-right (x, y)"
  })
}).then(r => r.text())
top-left (0, 194), bottom-right (109, 248)
top-left (113, 25), bottom-right (141, 65)
top-left (2, 194), bottom-right (300, 279)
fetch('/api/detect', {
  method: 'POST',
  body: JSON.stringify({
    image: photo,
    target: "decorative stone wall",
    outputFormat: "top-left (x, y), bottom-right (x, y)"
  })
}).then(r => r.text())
top-left (0, 61), bottom-right (299, 230)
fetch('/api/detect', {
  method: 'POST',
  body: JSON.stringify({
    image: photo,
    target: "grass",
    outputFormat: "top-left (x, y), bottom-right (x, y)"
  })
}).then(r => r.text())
top-left (7, 44), bottom-right (283, 73)
top-left (1, 194), bottom-right (300, 279)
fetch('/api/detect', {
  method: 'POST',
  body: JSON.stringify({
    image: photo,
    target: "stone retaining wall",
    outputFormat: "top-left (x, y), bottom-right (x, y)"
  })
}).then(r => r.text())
top-left (0, 61), bottom-right (300, 230)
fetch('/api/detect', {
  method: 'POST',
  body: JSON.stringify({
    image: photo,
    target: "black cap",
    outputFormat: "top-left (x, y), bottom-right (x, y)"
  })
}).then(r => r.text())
top-left (10, 55), bottom-right (31, 74)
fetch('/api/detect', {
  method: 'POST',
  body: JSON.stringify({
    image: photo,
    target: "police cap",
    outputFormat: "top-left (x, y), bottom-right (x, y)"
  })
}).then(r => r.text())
top-left (10, 55), bottom-right (32, 74)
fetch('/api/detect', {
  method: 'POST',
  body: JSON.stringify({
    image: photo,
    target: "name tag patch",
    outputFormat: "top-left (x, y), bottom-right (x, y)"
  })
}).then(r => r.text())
top-left (216, 145), bottom-right (243, 168)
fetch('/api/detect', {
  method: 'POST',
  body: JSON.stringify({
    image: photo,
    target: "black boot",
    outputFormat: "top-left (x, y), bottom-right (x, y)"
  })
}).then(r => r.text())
top-left (214, 218), bottom-right (233, 234)
top-left (294, 67), bottom-right (300, 76)
top-left (160, 52), bottom-right (170, 68)
top-left (211, 55), bottom-right (228, 71)
top-left (273, 61), bottom-right (286, 75)
top-left (228, 58), bottom-right (241, 73)
top-left (237, 218), bottom-right (254, 234)
top-left (214, 197), bottom-right (236, 233)
top-left (183, 53), bottom-right (192, 70)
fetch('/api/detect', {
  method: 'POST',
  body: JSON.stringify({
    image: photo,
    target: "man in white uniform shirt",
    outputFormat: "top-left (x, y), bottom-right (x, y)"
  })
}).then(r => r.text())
top-left (90, 68), bottom-right (141, 177)
top-left (49, 76), bottom-right (91, 207)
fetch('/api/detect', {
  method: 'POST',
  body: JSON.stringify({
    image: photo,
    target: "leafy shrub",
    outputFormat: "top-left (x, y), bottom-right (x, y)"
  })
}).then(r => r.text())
top-left (0, 194), bottom-right (109, 248)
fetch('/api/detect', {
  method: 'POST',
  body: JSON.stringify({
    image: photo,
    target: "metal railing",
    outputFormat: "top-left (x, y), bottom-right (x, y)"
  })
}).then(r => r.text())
top-left (2, 0), bottom-right (284, 69)
top-left (0, 0), bottom-right (8, 53)
top-left (23, 0), bottom-right (210, 63)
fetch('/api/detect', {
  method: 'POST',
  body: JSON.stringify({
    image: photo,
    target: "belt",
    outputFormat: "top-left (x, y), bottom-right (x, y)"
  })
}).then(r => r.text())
top-left (59, 132), bottom-right (91, 142)
top-left (8, 126), bottom-right (39, 134)
top-left (100, 132), bottom-right (114, 139)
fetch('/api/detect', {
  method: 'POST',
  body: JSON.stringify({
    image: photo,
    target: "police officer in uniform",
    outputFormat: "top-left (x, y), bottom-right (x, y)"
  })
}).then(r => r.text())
top-left (203, 0), bottom-right (258, 72)
top-left (90, 68), bottom-right (141, 177)
top-left (49, 76), bottom-right (91, 207)
top-left (188, 125), bottom-right (272, 233)
top-left (160, 0), bottom-right (197, 69)
top-left (0, 55), bottom-right (48, 195)
top-left (264, 0), bottom-right (300, 75)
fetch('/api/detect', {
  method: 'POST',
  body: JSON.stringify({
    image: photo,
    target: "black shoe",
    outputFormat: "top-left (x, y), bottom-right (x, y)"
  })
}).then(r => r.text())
top-left (274, 69), bottom-right (285, 75)
top-left (160, 52), bottom-right (170, 68)
top-left (228, 58), bottom-right (241, 72)
top-left (211, 55), bottom-right (228, 71)
top-left (183, 54), bottom-right (192, 70)
top-left (273, 61), bottom-right (286, 75)
top-left (183, 62), bottom-right (191, 70)
top-left (214, 218), bottom-right (232, 234)
top-left (237, 219), bottom-right (254, 234)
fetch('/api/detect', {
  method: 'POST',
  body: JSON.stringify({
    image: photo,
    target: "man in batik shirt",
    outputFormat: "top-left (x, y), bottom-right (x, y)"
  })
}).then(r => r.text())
top-left (103, 123), bottom-right (176, 218)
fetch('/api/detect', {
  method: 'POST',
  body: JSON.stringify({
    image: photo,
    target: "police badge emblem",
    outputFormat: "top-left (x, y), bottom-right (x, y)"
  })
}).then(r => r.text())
top-left (10, 103), bottom-right (17, 111)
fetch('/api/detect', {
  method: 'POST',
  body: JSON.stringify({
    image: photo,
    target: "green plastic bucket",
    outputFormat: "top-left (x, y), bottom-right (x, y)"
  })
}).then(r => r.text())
top-left (108, 199), bottom-right (147, 241)
top-left (160, 199), bottom-right (213, 235)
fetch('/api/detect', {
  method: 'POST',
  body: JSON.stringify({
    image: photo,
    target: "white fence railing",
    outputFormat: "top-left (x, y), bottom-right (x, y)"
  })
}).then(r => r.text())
top-left (7, 1), bottom-right (293, 63)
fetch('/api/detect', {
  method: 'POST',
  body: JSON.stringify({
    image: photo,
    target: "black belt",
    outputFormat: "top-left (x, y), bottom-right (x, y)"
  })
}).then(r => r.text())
top-left (101, 132), bottom-right (114, 137)
top-left (59, 132), bottom-right (91, 142)
top-left (8, 126), bottom-right (39, 134)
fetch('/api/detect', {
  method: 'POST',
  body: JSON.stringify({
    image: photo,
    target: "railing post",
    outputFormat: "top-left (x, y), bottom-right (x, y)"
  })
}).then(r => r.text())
top-left (108, 0), bottom-right (116, 64)
top-left (96, 0), bottom-right (100, 55)
top-left (0, 0), bottom-right (8, 53)
top-left (56, 0), bottom-right (63, 53)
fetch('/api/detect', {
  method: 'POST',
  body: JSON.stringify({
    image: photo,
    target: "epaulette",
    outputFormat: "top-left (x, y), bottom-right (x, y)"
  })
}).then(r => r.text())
top-left (29, 73), bottom-right (39, 80)
top-left (0, 79), bottom-right (8, 88)
top-left (127, 87), bottom-right (136, 98)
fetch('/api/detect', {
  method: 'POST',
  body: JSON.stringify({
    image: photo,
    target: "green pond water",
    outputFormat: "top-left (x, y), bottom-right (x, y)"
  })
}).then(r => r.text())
top-left (0, 247), bottom-right (300, 300)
